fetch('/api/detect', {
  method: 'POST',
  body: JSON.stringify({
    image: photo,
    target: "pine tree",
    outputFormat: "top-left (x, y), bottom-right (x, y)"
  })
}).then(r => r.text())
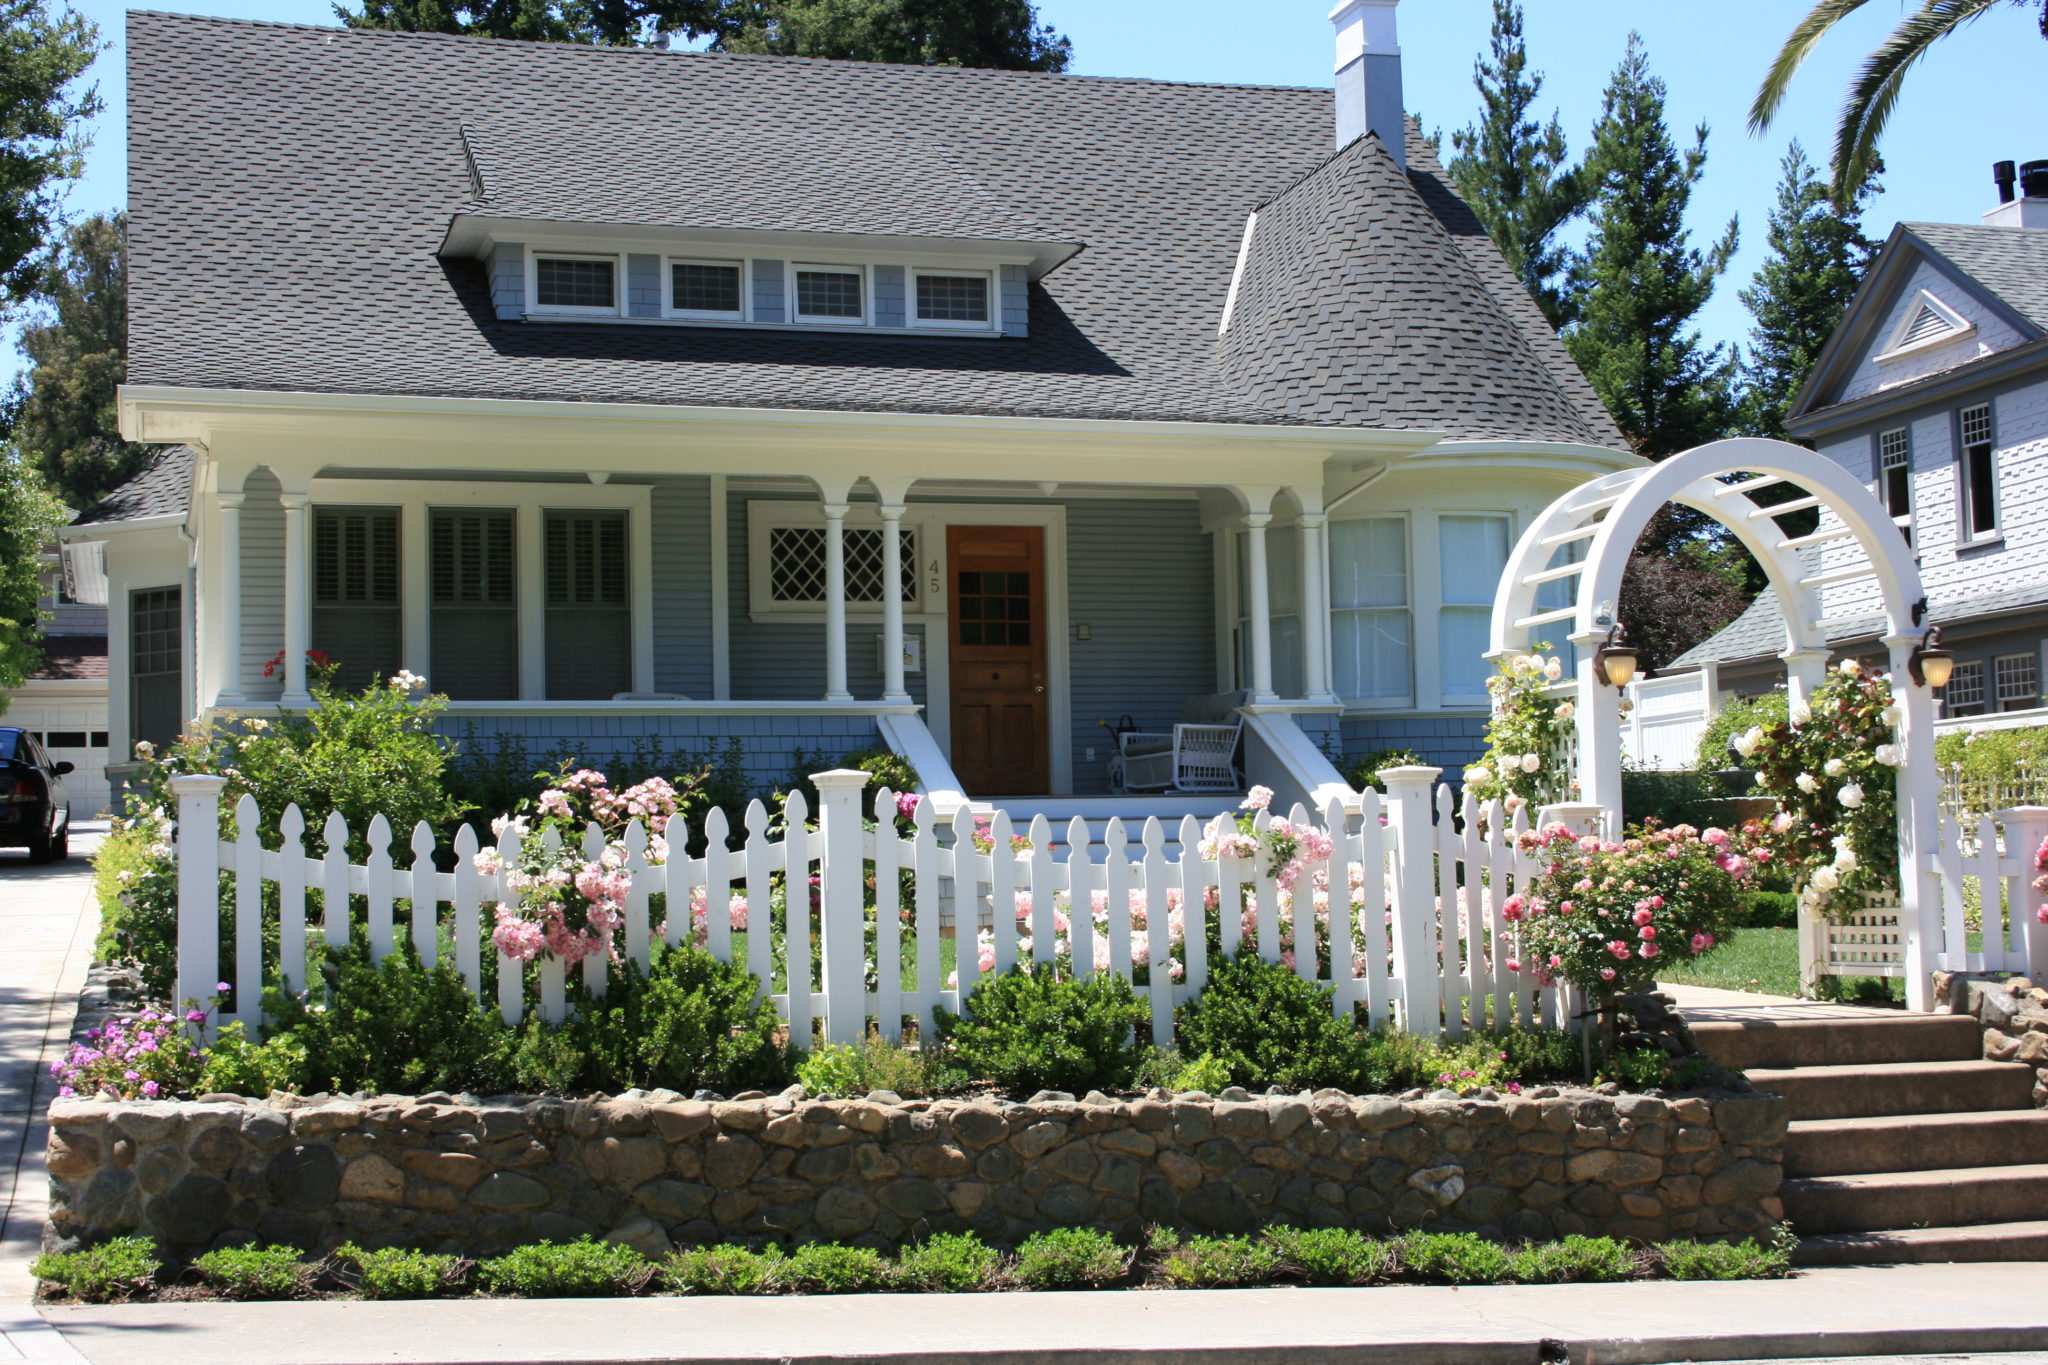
top-left (1737, 141), bottom-right (1879, 439)
top-left (1446, 0), bottom-right (1586, 327)
top-left (0, 0), bottom-right (100, 311)
top-left (1563, 33), bottom-right (1739, 461)
top-left (8, 213), bottom-right (154, 509)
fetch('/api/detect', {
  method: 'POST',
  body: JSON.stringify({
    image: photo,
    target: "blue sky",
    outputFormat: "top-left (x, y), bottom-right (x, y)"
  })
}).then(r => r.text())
top-left (34, 0), bottom-right (2048, 384)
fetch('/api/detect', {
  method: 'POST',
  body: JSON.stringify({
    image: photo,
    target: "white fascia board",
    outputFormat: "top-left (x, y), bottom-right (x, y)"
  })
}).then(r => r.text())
top-left (1406, 439), bottom-right (1647, 475)
top-left (58, 512), bottom-right (189, 541)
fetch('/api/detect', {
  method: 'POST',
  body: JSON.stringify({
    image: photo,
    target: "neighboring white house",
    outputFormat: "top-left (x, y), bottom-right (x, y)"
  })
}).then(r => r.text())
top-left (70, 2), bottom-right (1638, 819)
top-left (2, 544), bottom-right (112, 821)
top-left (1646, 165), bottom-right (2048, 763)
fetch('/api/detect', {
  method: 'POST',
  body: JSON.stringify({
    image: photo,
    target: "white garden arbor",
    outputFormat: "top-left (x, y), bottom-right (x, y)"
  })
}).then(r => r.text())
top-left (1488, 437), bottom-right (1945, 1009)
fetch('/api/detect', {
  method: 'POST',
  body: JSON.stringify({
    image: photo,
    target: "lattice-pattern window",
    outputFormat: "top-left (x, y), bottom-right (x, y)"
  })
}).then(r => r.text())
top-left (1945, 658), bottom-right (1986, 716)
top-left (768, 525), bottom-right (917, 605)
top-left (1960, 403), bottom-right (1998, 539)
top-left (1996, 652), bottom-right (2039, 713)
top-left (535, 256), bottom-right (616, 311)
top-left (1879, 428), bottom-right (1912, 540)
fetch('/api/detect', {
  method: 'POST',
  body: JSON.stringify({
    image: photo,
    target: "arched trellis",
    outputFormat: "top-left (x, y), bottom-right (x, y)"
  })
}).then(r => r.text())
top-left (1487, 437), bottom-right (1944, 1009)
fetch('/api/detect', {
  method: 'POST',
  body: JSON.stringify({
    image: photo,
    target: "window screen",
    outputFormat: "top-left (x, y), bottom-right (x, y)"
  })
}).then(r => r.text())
top-left (545, 510), bottom-right (630, 700)
top-left (671, 262), bottom-right (742, 314)
top-left (1944, 658), bottom-right (1986, 716)
top-left (1996, 652), bottom-right (2038, 712)
top-left (795, 269), bottom-right (862, 319)
top-left (915, 274), bottom-right (989, 323)
top-left (130, 586), bottom-right (182, 752)
top-left (1961, 404), bottom-right (1997, 538)
top-left (1438, 515), bottom-right (1510, 701)
top-left (312, 507), bottom-right (401, 689)
top-left (430, 509), bottom-right (518, 700)
top-left (535, 257), bottom-right (615, 310)
top-left (1330, 518), bottom-right (1411, 701)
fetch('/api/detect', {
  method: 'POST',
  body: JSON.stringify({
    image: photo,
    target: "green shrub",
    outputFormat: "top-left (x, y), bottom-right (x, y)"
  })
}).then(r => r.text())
top-left (1173, 950), bottom-right (1366, 1091)
top-left (796, 1036), bottom-right (967, 1099)
top-left (1507, 1235), bottom-right (1637, 1284)
top-left (662, 1244), bottom-right (782, 1295)
top-left (1735, 889), bottom-right (1798, 929)
top-left (892, 1232), bottom-right (1001, 1293)
top-left (1263, 1226), bottom-right (1391, 1286)
top-left (937, 964), bottom-right (1150, 1096)
top-left (1399, 1232), bottom-right (1511, 1285)
top-left (1655, 1237), bottom-right (1793, 1281)
top-left (30, 1237), bottom-right (161, 1302)
top-left (1622, 766), bottom-right (1723, 832)
top-left (201, 942), bottom-right (512, 1096)
top-left (335, 1243), bottom-right (462, 1299)
top-left (192, 1244), bottom-right (306, 1300)
top-left (477, 1239), bottom-right (647, 1297)
top-left (1151, 1231), bottom-right (1278, 1289)
top-left (1347, 749), bottom-right (1424, 792)
top-left (1696, 690), bottom-right (1788, 772)
top-left (1011, 1228), bottom-right (1128, 1290)
top-left (770, 1243), bottom-right (891, 1294)
top-left (1169, 1051), bottom-right (1232, 1094)
top-left (1599, 1045), bottom-right (1674, 1090)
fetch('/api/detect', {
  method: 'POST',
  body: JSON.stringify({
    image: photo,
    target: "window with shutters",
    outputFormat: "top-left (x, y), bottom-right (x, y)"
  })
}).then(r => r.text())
top-left (130, 586), bottom-right (181, 751)
top-left (1943, 658), bottom-right (1986, 717)
top-left (1959, 403), bottom-right (1998, 542)
top-left (1995, 652), bottom-right (2039, 713)
top-left (1878, 428), bottom-right (1912, 544)
top-left (312, 507), bottom-right (401, 690)
top-left (430, 509), bottom-right (519, 700)
top-left (545, 510), bottom-right (632, 699)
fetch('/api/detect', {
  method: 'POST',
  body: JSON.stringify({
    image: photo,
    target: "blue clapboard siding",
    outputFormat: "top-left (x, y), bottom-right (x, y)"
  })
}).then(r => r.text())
top-left (751, 260), bottom-right (785, 323)
top-left (239, 468), bottom-right (285, 700)
top-left (1066, 500), bottom-right (1214, 795)
top-left (488, 242), bottom-right (524, 319)
top-left (873, 265), bottom-right (906, 328)
top-left (649, 476), bottom-right (713, 698)
top-left (999, 265), bottom-right (1028, 337)
top-left (626, 253), bottom-right (660, 318)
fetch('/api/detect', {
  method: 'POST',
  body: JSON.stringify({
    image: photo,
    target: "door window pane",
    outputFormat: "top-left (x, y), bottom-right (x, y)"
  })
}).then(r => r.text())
top-left (430, 509), bottom-right (518, 700)
top-left (1439, 515), bottom-right (1510, 701)
top-left (545, 511), bottom-right (631, 699)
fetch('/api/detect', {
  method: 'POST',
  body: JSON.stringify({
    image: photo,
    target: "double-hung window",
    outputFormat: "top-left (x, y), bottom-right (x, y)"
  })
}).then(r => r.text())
top-left (545, 510), bottom-right (632, 700)
top-left (1878, 428), bottom-right (1912, 544)
top-left (1439, 514), bottom-right (1511, 704)
top-left (1329, 518), bottom-right (1411, 702)
top-left (1959, 403), bottom-right (1998, 541)
top-left (532, 253), bottom-right (619, 315)
top-left (792, 264), bottom-right (865, 324)
top-left (1996, 651), bottom-right (2040, 713)
top-left (130, 586), bottom-right (181, 751)
top-left (668, 258), bottom-right (745, 319)
top-left (311, 507), bottom-right (401, 690)
top-left (912, 269), bottom-right (992, 329)
top-left (1944, 658), bottom-right (1987, 717)
top-left (430, 509), bottom-right (519, 700)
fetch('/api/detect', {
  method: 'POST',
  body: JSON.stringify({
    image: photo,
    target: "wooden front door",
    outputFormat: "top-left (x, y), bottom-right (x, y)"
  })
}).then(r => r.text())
top-left (948, 525), bottom-right (1049, 796)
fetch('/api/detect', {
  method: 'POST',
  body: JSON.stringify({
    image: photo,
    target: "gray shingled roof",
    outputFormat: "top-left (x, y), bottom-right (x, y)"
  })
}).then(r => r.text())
top-left (70, 445), bottom-right (193, 526)
top-left (124, 12), bottom-right (1620, 444)
top-left (1904, 221), bottom-right (2048, 334)
top-left (1670, 574), bottom-right (2048, 670)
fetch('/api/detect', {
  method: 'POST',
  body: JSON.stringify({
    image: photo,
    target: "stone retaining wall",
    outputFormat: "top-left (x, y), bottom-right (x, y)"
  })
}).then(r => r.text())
top-left (1940, 971), bottom-right (2048, 1105)
top-left (46, 1087), bottom-right (1787, 1257)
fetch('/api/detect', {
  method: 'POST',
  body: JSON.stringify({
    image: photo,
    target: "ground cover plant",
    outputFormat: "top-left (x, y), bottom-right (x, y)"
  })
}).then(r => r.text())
top-left (35, 1228), bottom-right (1795, 1305)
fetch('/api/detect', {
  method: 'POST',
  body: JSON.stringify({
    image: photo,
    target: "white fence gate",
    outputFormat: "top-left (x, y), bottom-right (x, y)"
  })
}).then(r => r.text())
top-left (167, 768), bottom-right (1590, 1047)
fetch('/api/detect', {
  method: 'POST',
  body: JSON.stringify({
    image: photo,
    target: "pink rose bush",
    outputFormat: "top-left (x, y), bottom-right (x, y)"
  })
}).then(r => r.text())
top-left (2033, 835), bottom-right (2048, 924)
top-left (1513, 822), bottom-right (1743, 1002)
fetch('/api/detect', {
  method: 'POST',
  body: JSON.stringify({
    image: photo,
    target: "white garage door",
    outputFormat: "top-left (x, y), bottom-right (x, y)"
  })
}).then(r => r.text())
top-left (7, 697), bottom-right (113, 821)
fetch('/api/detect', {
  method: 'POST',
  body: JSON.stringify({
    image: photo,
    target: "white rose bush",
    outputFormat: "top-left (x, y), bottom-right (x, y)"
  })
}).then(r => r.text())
top-left (1464, 649), bottom-right (1574, 810)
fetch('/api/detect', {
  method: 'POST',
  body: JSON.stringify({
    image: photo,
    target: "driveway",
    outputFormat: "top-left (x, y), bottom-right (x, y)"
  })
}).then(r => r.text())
top-left (0, 825), bottom-right (105, 1306)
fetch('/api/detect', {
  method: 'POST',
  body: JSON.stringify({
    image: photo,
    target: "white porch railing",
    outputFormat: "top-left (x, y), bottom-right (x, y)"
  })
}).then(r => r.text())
top-left (166, 768), bottom-right (1592, 1047)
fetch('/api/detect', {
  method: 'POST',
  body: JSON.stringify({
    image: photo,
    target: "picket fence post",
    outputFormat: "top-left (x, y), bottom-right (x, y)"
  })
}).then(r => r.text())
top-left (168, 774), bottom-right (228, 1028)
top-left (813, 769), bottom-right (871, 1046)
top-left (1378, 765), bottom-right (1442, 1038)
top-left (1999, 806), bottom-right (2048, 978)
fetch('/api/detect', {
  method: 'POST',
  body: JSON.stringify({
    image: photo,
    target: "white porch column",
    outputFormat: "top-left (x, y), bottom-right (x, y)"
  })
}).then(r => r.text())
top-left (1245, 511), bottom-right (1277, 703)
top-left (214, 491), bottom-right (246, 706)
top-left (1782, 648), bottom-right (1830, 708)
top-left (873, 480), bottom-right (913, 705)
top-left (1571, 623), bottom-right (1621, 837)
top-left (1299, 509), bottom-right (1335, 703)
top-left (279, 492), bottom-right (313, 708)
top-left (823, 498), bottom-right (852, 702)
top-left (1889, 632), bottom-right (1942, 1012)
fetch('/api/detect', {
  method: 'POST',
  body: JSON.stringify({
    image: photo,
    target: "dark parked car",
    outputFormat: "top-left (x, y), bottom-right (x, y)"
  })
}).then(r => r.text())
top-left (0, 726), bottom-right (72, 862)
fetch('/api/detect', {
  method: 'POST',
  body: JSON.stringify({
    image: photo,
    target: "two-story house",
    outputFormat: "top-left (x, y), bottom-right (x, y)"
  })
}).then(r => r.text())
top-left (65, 3), bottom-right (1634, 822)
top-left (1659, 165), bottom-right (2048, 739)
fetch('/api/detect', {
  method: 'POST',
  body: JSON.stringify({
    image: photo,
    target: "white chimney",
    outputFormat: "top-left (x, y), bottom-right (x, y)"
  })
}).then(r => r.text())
top-left (1331, 0), bottom-right (1404, 167)
top-left (1985, 159), bottom-right (2048, 229)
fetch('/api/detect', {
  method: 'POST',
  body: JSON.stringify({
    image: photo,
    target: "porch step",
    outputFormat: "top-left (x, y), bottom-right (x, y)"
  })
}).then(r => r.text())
top-left (1784, 1110), bottom-right (2048, 1179)
top-left (1795, 1218), bottom-right (2048, 1265)
top-left (1690, 1013), bottom-right (1981, 1071)
top-left (1746, 1059), bottom-right (2037, 1120)
top-left (1782, 1163), bottom-right (2048, 1235)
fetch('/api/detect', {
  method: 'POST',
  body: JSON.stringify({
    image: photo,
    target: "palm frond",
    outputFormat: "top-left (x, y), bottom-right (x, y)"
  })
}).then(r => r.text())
top-left (1750, 0), bottom-right (1876, 134)
top-left (1831, 0), bottom-right (2003, 200)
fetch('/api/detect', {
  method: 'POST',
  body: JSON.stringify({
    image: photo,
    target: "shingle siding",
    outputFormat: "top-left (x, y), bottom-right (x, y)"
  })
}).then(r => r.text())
top-left (627, 252), bottom-right (660, 318)
top-left (873, 264), bottom-right (905, 329)
top-left (750, 259), bottom-right (784, 324)
top-left (1341, 713), bottom-right (1487, 778)
top-left (999, 264), bottom-right (1028, 339)
top-left (487, 241), bottom-right (525, 320)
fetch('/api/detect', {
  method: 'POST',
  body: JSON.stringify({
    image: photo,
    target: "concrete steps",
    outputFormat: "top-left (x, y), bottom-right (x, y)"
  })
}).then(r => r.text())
top-left (1692, 1006), bottom-right (2048, 1264)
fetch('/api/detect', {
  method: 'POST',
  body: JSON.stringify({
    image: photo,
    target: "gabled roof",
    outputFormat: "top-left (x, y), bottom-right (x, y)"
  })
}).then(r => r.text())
top-left (71, 445), bottom-right (193, 526)
top-left (124, 12), bottom-right (1620, 445)
top-left (1670, 571), bottom-right (2048, 671)
top-left (1904, 222), bottom-right (2048, 332)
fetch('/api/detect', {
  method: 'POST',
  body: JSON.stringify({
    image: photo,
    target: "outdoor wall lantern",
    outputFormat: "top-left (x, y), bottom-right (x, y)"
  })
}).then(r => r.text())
top-left (1907, 625), bottom-right (1954, 690)
top-left (1593, 624), bottom-right (1638, 689)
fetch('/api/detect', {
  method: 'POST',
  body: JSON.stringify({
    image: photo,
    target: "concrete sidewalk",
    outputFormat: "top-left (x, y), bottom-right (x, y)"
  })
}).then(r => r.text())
top-left (34, 1263), bottom-right (2048, 1365)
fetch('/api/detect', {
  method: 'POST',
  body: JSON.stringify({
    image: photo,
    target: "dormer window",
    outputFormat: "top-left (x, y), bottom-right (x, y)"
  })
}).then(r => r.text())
top-left (532, 253), bottom-right (619, 316)
top-left (668, 258), bottom-right (744, 319)
top-left (794, 265), bottom-right (865, 324)
top-left (914, 270), bottom-right (991, 328)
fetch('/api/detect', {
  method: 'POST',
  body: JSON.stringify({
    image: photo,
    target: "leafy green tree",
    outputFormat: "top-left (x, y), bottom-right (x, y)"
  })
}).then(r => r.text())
top-left (1563, 33), bottom-right (1738, 459)
top-left (1446, 0), bottom-right (1586, 327)
top-left (336, 0), bottom-right (1071, 68)
top-left (1752, 0), bottom-right (2045, 204)
top-left (0, 444), bottom-right (63, 712)
top-left (9, 212), bottom-right (152, 508)
top-left (0, 0), bottom-right (98, 312)
top-left (1736, 143), bottom-right (1879, 440)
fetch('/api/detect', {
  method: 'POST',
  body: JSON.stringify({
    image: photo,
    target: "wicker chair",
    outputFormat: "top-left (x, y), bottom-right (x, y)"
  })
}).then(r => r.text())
top-left (1116, 693), bottom-right (1246, 794)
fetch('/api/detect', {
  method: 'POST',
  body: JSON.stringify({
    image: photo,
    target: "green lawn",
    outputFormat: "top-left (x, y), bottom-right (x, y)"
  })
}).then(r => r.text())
top-left (1655, 927), bottom-right (1801, 998)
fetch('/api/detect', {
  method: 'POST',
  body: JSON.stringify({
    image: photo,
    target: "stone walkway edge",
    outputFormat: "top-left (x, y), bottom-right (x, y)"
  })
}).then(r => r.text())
top-left (30, 1262), bottom-right (2048, 1365)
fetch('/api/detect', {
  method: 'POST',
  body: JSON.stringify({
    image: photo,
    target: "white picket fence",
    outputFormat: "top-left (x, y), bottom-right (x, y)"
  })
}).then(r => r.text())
top-left (166, 769), bottom-right (1593, 1047)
